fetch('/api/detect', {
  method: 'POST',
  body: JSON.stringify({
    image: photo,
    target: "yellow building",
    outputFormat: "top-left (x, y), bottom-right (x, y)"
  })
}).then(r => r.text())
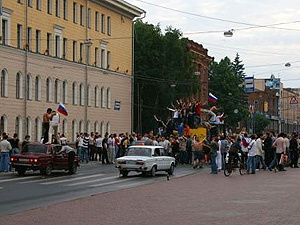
top-left (0, 0), bottom-right (144, 140)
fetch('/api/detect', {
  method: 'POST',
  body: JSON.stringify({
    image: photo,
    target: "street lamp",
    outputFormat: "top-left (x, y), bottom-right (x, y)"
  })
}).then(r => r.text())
top-left (224, 29), bottom-right (234, 37)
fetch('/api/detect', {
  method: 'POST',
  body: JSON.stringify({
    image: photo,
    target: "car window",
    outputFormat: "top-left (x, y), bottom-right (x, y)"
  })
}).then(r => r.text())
top-left (22, 144), bottom-right (47, 154)
top-left (126, 148), bottom-right (151, 157)
top-left (154, 148), bottom-right (161, 156)
top-left (52, 146), bottom-right (62, 154)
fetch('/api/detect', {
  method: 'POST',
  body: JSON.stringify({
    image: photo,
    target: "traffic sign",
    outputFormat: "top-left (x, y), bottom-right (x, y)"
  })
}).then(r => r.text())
top-left (290, 96), bottom-right (298, 104)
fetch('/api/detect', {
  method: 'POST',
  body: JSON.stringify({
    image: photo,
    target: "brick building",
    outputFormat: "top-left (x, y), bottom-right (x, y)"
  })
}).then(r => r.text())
top-left (0, 0), bottom-right (144, 140)
top-left (187, 40), bottom-right (213, 102)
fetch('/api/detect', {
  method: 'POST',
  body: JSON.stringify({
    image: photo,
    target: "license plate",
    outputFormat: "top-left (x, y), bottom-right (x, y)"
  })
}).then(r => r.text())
top-left (19, 158), bottom-right (29, 162)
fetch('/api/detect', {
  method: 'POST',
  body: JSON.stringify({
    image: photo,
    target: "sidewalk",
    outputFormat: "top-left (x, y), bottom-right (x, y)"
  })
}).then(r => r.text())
top-left (1, 167), bottom-right (300, 225)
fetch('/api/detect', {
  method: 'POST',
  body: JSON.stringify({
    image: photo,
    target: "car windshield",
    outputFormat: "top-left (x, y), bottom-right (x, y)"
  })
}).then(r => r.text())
top-left (23, 144), bottom-right (48, 154)
top-left (126, 148), bottom-right (151, 157)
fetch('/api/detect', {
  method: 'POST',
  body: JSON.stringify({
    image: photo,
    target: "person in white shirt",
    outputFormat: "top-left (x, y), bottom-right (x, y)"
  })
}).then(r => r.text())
top-left (107, 135), bottom-right (115, 163)
top-left (255, 134), bottom-right (267, 170)
top-left (95, 135), bottom-right (103, 162)
top-left (49, 111), bottom-right (60, 138)
top-left (0, 135), bottom-right (12, 172)
top-left (247, 135), bottom-right (257, 174)
top-left (57, 145), bottom-right (76, 175)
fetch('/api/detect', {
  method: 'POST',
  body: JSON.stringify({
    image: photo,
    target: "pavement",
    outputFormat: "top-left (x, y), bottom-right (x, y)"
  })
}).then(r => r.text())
top-left (1, 165), bottom-right (300, 225)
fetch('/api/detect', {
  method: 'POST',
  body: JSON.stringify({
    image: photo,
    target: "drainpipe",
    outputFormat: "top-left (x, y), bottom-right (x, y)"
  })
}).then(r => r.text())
top-left (24, 0), bottom-right (29, 139)
top-left (131, 12), bottom-right (146, 133)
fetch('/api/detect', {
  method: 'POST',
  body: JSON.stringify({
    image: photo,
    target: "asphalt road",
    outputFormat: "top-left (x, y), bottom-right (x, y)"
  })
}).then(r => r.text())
top-left (0, 162), bottom-right (198, 216)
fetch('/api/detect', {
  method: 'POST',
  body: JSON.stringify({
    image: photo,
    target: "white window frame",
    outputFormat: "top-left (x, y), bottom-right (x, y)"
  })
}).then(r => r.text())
top-left (15, 116), bottom-right (23, 140)
top-left (26, 27), bottom-right (32, 51)
top-left (26, 74), bottom-right (33, 100)
top-left (35, 75), bottom-right (41, 101)
top-left (94, 47), bottom-right (99, 67)
top-left (62, 80), bottom-right (68, 104)
top-left (94, 86), bottom-right (99, 107)
top-left (87, 8), bottom-right (91, 28)
top-left (63, 0), bottom-right (68, 20)
top-left (63, 38), bottom-right (68, 59)
top-left (106, 122), bottom-right (110, 134)
top-left (36, 29), bottom-right (41, 53)
top-left (54, 79), bottom-right (61, 103)
top-left (100, 121), bottom-right (104, 136)
top-left (73, 2), bottom-right (78, 24)
top-left (80, 5), bottom-right (84, 26)
top-left (72, 82), bottom-right (78, 105)
top-left (26, 117), bottom-right (32, 137)
top-left (79, 83), bottom-right (84, 106)
top-left (36, 0), bottom-right (42, 10)
top-left (54, 25), bottom-right (63, 58)
top-left (73, 40), bottom-right (77, 62)
top-left (101, 87), bottom-right (105, 108)
top-left (0, 115), bottom-right (8, 134)
top-left (1, 69), bottom-right (8, 97)
top-left (95, 11), bottom-right (99, 31)
top-left (107, 16), bottom-right (111, 35)
top-left (72, 120), bottom-right (77, 142)
top-left (101, 14), bottom-right (105, 34)
top-left (47, 33), bottom-right (53, 56)
top-left (16, 72), bottom-right (23, 99)
top-left (46, 77), bottom-right (53, 102)
top-left (55, 0), bottom-right (61, 17)
top-left (47, 0), bottom-right (53, 14)
top-left (17, 24), bottom-right (23, 49)
top-left (106, 88), bottom-right (111, 109)
top-left (2, 9), bottom-right (12, 46)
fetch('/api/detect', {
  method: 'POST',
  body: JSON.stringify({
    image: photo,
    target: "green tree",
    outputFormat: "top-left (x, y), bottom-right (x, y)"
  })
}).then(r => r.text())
top-left (209, 54), bottom-right (248, 129)
top-left (254, 113), bottom-right (271, 133)
top-left (134, 21), bottom-right (197, 133)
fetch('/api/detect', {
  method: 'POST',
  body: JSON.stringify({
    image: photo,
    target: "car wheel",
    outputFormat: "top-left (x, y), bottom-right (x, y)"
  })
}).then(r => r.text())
top-left (167, 163), bottom-right (175, 175)
top-left (120, 171), bottom-right (129, 177)
top-left (150, 166), bottom-right (156, 177)
top-left (16, 167), bottom-right (26, 176)
top-left (41, 165), bottom-right (52, 176)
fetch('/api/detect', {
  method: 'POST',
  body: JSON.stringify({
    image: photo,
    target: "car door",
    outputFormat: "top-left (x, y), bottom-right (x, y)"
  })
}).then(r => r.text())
top-left (52, 146), bottom-right (68, 169)
top-left (153, 148), bottom-right (164, 170)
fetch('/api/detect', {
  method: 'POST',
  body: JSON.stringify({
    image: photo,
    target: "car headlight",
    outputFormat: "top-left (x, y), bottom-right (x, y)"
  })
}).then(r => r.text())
top-left (136, 161), bottom-right (145, 165)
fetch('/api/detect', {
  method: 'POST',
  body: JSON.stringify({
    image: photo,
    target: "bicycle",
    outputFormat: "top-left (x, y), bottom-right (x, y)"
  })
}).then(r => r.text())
top-left (224, 153), bottom-right (246, 177)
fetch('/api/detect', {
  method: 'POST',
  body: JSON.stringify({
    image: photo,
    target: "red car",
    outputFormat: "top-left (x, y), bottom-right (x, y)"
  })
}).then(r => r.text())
top-left (10, 142), bottom-right (80, 176)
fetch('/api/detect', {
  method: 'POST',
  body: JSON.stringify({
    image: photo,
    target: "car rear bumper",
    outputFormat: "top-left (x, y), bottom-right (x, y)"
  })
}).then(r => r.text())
top-left (11, 163), bottom-right (41, 168)
top-left (115, 165), bottom-right (148, 172)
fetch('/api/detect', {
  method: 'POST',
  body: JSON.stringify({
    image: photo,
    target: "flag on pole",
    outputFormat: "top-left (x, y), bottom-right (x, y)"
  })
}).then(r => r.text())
top-left (208, 92), bottom-right (218, 103)
top-left (57, 103), bottom-right (68, 116)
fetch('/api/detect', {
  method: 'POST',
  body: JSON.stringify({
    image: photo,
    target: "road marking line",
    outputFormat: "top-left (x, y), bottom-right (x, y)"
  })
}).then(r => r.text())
top-left (20, 173), bottom-right (85, 184)
top-left (90, 178), bottom-right (139, 188)
top-left (65, 176), bottom-right (117, 186)
top-left (0, 176), bottom-right (37, 183)
top-left (40, 174), bottom-right (105, 185)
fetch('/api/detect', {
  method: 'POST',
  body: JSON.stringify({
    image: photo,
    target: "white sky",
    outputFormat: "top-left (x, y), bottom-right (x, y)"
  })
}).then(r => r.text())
top-left (127, 0), bottom-right (300, 88)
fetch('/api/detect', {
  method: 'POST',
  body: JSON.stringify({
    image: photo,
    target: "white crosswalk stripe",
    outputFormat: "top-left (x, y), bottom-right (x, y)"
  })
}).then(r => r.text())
top-left (20, 173), bottom-right (85, 184)
top-left (0, 176), bottom-right (37, 183)
top-left (65, 176), bottom-right (117, 186)
top-left (89, 178), bottom-right (139, 188)
top-left (40, 174), bottom-right (105, 185)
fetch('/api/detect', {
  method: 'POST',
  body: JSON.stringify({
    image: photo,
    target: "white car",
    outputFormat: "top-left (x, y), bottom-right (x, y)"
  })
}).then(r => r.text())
top-left (115, 146), bottom-right (175, 177)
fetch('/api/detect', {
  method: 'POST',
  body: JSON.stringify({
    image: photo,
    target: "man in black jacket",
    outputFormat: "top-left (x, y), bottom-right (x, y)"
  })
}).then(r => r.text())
top-left (289, 132), bottom-right (299, 168)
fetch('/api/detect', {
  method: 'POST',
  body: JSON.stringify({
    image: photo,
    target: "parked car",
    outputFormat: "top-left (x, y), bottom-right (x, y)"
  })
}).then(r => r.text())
top-left (10, 142), bottom-right (80, 176)
top-left (115, 146), bottom-right (175, 177)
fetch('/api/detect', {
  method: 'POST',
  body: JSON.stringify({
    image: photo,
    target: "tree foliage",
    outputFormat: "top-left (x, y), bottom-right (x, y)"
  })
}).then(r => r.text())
top-left (254, 113), bottom-right (271, 133)
top-left (134, 20), bottom-right (198, 133)
top-left (209, 54), bottom-right (248, 128)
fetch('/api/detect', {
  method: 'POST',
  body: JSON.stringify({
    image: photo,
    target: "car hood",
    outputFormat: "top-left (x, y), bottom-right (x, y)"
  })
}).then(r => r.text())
top-left (15, 153), bottom-right (50, 158)
top-left (116, 156), bottom-right (152, 161)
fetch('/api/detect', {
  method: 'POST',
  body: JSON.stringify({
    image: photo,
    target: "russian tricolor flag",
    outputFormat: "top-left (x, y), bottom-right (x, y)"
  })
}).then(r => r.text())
top-left (57, 104), bottom-right (68, 116)
top-left (208, 93), bottom-right (218, 103)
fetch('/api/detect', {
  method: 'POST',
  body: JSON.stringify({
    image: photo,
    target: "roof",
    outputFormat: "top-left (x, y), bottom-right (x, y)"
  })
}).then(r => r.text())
top-left (100, 0), bottom-right (145, 18)
top-left (129, 145), bottom-right (163, 149)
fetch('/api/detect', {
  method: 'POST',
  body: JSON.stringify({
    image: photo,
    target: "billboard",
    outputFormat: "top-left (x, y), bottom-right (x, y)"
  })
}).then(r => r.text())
top-left (265, 78), bottom-right (280, 90)
top-left (244, 77), bottom-right (255, 92)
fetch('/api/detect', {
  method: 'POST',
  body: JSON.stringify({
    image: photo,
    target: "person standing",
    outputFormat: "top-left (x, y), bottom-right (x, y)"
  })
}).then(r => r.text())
top-left (255, 134), bottom-right (267, 170)
top-left (193, 137), bottom-right (204, 169)
top-left (9, 133), bottom-right (20, 155)
top-left (107, 134), bottom-right (115, 163)
top-left (95, 135), bottom-right (103, 162)
top-left (0, 135), bottom-right (12, 172)
top-left (49, 111), bottom-right (60, 138)
top-left (247, 135), bottom-right (257, 174)
top-left (289, 132), bottom-right (299, 168)
top-left (269, 133), bottom-right (286, 171)
top-left (81, 133), bottom-right (90, 164)
top-left (186, 135), bottom-right (193, 164)
top-left (219, 136), bottom-right (228, 170)
top-left (210, 136), bottom-right (219, 174)
top-left (42, 108), bottom-right (55, 144)
top-left (264, 132), bottom-right (274, 167)
top-left (102, 134), bottom-right (109, 164)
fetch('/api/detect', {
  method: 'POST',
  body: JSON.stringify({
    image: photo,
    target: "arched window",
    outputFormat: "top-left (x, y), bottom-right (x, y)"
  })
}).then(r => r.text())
top-left (101, 87), bottom-right (105, 108)
top-left (87, 120), bottom-right (91, 134)
top-left (106, 88), bottom-right (111, 109)
top-left (35, 117), bottom-right (42, 141)
top-left (1, 69), bottom-right (8, 97)
top-left (26, 117), bottom-right (32, 137)
top-left (15, 116), bottom-right (23, 139)
top-left (100, 121), bottom-right (104, 136)
top-left (79, 83), bottom-right (84, 106)
top-left (16, 72), bottom-right (23, 99)
top-left (0, 115), bottom-right (8, 134)
top-left (79, 120), bottom-right (84, 133)
top-left (54, 79), bottom-right (60, 103)
top-left (106, 121), bottom-right (110, 134)
top-left (62, 80), bottom-right (68, 104)
top-left (46, 77), bottom-right (52, 102)
top-left (87, 84), bottom-right (91, 106)
top-left (62, 119), bottom-right (67, 135)
top-left (26, 74), bottom-right (33, 100)
top-left (72, 120), bottom-right (78, 142)
top-left (94, 86), bottom-right (99, 107)
top-left (94, 121), bottom-right (99, 133)
top-left (35, 76), bottom-right (41, 101)
top-left (72, 82), bottom-right (78, 105)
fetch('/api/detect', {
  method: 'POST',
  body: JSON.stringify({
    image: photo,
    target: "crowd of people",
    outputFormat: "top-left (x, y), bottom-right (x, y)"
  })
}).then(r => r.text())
top-left (1, 126), bottom-right (299, 176)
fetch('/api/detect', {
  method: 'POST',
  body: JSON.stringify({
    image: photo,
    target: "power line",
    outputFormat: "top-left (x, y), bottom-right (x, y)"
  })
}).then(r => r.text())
top-left (133, 0), bottom-right (300, 32)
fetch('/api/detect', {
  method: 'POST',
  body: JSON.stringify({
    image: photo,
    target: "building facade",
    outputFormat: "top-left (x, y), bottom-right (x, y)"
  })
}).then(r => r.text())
top-left (0, 0), bottom-right (144, 140)
top-left (187, 40), bottom-right (213, 102)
